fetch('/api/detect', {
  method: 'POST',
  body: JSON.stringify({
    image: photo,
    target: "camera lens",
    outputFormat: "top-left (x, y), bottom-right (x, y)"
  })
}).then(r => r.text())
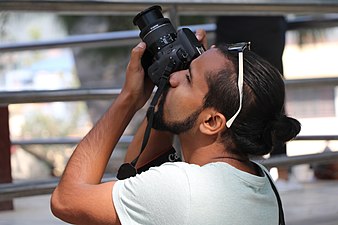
top-left (133, 5), bottom-right (164, 30)
top-left (133, 5), bottom-right (177, 55)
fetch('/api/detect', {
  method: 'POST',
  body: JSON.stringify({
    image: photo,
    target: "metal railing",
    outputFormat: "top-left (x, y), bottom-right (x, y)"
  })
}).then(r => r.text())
top-left (0, 175), bottom-right (115, 201)
top-left (11, 135), bottom-right (133, 147)
top-left (0, 88), bottom-right (122, 104)
top-left (2, 0), bottom-right (338, 15)
top-left (0, 24), bottom-right (217, 53)
top-left (2, 77), bottom-right (338, 105)
top-left (2, 150), bottom-right (338, 201)
top-left (1, 0), bottom-right (338, 201)
top-left (2, 15), bottom-right (338, 53)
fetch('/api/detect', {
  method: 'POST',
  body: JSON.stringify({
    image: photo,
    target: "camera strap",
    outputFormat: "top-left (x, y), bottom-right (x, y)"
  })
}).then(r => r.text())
top-left (264, 170), bottom-right (285, 225)
top-left (117, 61), bottom-right (175, 180)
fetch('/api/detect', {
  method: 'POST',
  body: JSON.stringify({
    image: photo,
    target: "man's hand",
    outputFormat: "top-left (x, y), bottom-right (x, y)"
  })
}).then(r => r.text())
top-left (195, 29), bottom-right (208, 49)
top-left (121, 42), bottom-right (154, 112)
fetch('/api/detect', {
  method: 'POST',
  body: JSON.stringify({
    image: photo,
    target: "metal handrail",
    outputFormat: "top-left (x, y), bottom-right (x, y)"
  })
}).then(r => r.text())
top-left (0, 88), bottom-right (121, 104)
top-left (2, 151), bottom-right (338, 201)
top-left (295, 135), bottom-right (338, 141)
top-left (0, 30), bottom-right (140, 52)
top-left (2, 77), bottom-right (338, 105)
top-left (2, 15), bottom-right (338, 53)
top-left (0, 175), bottom-right (114, 201)
top-left (1, 0), bottom-right (338, 14)
top-left (10, 135), bottom-right (338, 147)
top-left (11, 135), bottom-right (133, 146)
top-left (2, 0), bottom-right (338, 202)
top-left (285, 77), bottom-right (338, 87)
top-left (0, 179), bottom-right (59, 201)
top-left (259, 151), bottom-right (338, 168)
top-left (0, 24), bottom-right (216, 52)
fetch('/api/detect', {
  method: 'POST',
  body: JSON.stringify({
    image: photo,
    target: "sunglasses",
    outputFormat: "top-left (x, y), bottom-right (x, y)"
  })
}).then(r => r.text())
top-left (226, 42), bottom-right (251, 128)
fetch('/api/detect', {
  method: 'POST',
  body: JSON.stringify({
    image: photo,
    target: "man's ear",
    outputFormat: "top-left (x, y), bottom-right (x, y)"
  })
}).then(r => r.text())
top-left (199, 111), bottom-right (226, 135)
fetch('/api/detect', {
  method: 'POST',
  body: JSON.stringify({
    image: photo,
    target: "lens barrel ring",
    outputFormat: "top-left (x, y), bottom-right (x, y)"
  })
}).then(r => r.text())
top-left (133, 5), bottom-right (163, 28)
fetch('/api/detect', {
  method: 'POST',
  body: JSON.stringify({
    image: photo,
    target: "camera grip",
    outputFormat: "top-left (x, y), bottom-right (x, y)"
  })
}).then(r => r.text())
top-left (141, 49), bottom-right (153, 78)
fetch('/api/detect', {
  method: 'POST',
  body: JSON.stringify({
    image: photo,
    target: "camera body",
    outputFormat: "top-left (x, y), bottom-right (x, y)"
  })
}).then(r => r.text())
top-left (133, 5), bottom-right (205, 85)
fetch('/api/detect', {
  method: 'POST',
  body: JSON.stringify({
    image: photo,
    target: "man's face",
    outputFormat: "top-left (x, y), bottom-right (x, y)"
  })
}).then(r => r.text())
top-left (152, 86), bottom-right (203, 134)
top-left (153, 49), bottom-right (226, 134)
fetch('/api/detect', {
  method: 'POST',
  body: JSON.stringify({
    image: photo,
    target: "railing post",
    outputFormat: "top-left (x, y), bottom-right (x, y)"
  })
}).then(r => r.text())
top-left (168, 4), bottom-right (179, 28)
top-left (0, 106), bottom-right (13, 210)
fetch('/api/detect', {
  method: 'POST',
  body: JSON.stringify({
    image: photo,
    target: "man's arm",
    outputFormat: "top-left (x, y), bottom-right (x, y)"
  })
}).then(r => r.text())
top-left (51, 42), bottom-right (151, 225)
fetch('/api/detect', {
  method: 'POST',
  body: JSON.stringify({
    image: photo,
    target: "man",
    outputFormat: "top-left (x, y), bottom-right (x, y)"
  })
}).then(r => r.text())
top-left (51, 29), bottom-right (300, 225)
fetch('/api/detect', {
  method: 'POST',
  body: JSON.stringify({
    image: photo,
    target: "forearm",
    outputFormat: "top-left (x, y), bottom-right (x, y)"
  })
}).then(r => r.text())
top-left (124, 117), bottom-right (174, 168)
top-left (51, 42), bottom-right (151, 225)
top-left (60, 92), bottom-right (137, 185)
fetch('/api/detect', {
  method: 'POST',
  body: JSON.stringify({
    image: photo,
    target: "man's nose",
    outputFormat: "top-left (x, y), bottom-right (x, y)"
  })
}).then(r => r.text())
top-left (169, 70), bottom-right (185, 88)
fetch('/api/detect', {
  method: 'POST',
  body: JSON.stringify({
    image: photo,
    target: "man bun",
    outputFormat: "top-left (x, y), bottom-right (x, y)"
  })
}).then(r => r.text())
top-left (273, 115), bottom-right (301, 142)
top-left (262, 115), bottom-right (301, 151)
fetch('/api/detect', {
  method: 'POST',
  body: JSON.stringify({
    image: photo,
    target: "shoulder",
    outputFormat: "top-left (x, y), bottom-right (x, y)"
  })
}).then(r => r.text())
top-left (114, 162), bottom-right (194, 193)
top-left (112, 162), bottom-right (193, 225)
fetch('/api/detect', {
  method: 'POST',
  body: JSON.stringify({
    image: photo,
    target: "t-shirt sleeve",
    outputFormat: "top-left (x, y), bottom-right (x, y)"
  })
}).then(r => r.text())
top-left (112, 163), bottom-right (190, 225)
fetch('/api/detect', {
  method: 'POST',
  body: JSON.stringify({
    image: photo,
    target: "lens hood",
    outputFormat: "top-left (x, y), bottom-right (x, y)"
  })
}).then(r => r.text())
top-left (133, 5), bottom-right (163, 29)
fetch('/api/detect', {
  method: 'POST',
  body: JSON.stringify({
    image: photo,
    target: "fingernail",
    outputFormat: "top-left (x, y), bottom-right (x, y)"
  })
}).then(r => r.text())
top-left (137, 42), bottom-right (146, 49)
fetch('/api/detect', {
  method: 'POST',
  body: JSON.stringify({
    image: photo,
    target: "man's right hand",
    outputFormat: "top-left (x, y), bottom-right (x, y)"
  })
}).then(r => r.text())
top-left (121, 42), bottom-right (155, 112)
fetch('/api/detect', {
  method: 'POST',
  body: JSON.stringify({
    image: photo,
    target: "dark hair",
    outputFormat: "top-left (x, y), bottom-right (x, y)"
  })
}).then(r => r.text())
top-left (202, 45), bottom-right (301, 156)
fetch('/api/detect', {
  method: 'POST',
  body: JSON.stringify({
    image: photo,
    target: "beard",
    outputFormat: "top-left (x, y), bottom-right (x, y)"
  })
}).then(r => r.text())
top-left (151, 87), bottom-right (203, 134)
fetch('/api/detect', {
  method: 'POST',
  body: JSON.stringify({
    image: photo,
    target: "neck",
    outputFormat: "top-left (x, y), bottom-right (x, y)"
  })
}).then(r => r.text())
top-left (212, 155), bottom-right (249, 163)
top-left (179, 136), bottom-right (256, 175)
top-left (179, 134), bottom-right (241, 165)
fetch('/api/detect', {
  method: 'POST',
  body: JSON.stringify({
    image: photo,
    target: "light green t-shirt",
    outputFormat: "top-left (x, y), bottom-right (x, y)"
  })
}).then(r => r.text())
top-left (113, 162), bottom-right (278, 225)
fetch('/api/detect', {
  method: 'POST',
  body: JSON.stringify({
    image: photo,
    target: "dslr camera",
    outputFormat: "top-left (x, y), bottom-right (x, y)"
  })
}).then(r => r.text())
top-left (133, 5), bottom-right (205, 85)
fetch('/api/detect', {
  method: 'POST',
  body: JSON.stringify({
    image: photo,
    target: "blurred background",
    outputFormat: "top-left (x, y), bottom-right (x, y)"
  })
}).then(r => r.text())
top-left (1, 1), bottom-right (338, 225)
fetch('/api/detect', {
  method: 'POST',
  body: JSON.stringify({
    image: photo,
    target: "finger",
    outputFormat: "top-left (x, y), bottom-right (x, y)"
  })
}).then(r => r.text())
top-left (195, 29), bottom-right (207, 49)
top-left (128, 42), bottom-right (146, 71)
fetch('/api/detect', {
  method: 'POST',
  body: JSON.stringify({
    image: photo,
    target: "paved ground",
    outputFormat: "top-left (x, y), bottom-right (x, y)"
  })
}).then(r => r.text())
top-left (0, 180), bottom-right (338, 225)
top-left (281, 180), bottom-right (338, 225)
top-left (0, 195), bottom-right (66, 225)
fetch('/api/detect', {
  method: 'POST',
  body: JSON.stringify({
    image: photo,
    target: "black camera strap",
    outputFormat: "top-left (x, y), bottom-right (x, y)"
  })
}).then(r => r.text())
top-left (117, 61), bottom-right (175, 180)
top-left (264, 170), bottom-right (285, 225)
top-left (130, 78), bottom-right (167, 166)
